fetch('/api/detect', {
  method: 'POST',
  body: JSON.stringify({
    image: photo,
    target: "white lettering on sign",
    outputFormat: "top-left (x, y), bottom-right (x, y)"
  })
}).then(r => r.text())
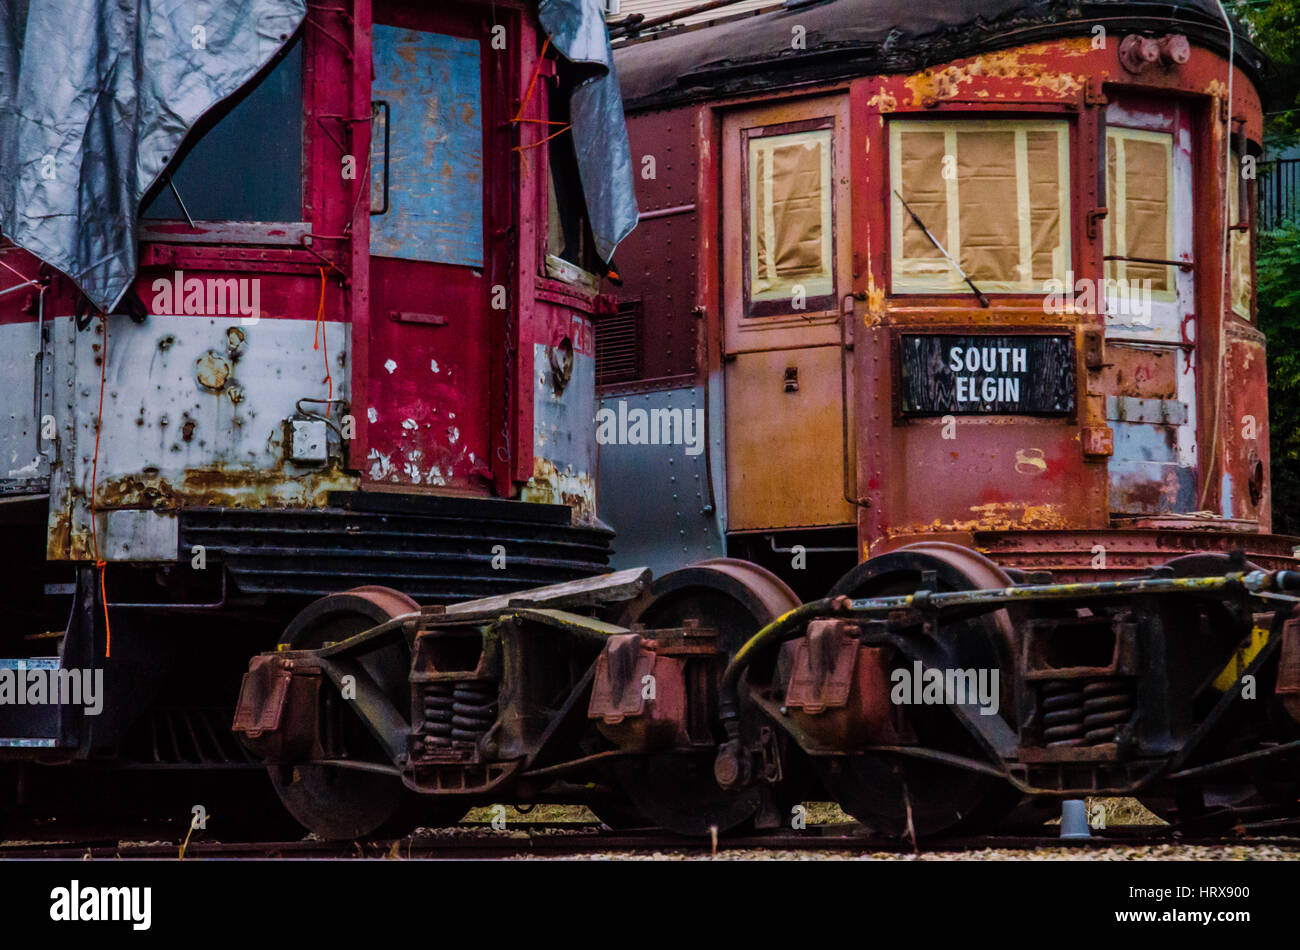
top-left (949, 345), bottom-right (1027, 404)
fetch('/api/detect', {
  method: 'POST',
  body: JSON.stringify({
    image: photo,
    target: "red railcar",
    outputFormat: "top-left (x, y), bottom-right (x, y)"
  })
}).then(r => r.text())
top-left (0, 0), bottom-right (633, 811)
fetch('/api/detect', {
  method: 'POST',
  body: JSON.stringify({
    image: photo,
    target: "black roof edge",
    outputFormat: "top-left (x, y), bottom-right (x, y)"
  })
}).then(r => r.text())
top-left (617, 2), bottom-right (1267, 114)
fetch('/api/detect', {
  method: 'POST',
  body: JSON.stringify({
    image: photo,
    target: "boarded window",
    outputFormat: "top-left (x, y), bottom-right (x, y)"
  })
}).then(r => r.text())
top-left (370, 27), bottom-right (483, 266)
top-left (141, 36), bottom-right (303, 223)
top-left (890, 120), bottom-right (1070, 294)
top-left (744, 126), bottom-right (834, 315)
top-left (1229, 146), bottom-right (1253, 320)
top-left (1105, 128), bottom-right (1175, 298)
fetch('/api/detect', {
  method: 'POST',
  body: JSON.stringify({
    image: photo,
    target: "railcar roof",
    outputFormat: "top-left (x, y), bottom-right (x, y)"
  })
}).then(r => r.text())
top-left (614, 0), bottom-right (1265, 111)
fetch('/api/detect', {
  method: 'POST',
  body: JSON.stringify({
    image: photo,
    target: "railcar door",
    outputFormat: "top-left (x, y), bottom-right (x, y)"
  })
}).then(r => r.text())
top-left (361, 1), bottom-right (501, 492)
top-left (1102, 97), bottom-right (1198, 515)
top-left (720, 97), bottom-right (854, 531)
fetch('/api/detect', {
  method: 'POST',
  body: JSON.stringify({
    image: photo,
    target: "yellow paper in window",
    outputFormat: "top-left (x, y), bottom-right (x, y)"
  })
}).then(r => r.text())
top-left (957, 130), bottom-right (1020, 283)
top-left (898, 130), bottom-right (948, 270)
top-left (1123, 136), bottom-right (1172, 293)
top-left (1027, 130), bottom-right (1063, 284)
top-left (1229, 149), bottom-right (1252, 319)
top-left (748, 129), bottom-right (834, 304)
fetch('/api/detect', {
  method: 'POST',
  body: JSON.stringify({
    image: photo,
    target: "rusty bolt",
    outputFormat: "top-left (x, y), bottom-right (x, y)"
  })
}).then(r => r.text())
top-left (1119, 34), bottom-right (1161, 74)
top-left (1159, 34), bottom-right (1190, 66)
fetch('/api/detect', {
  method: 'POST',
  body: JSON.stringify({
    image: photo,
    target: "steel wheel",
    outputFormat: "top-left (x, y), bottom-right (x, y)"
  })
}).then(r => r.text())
top-left (612, 558), bottom-right (801, 835)
top-left (269, 586), bottom-right (467, 839)
top-left (818, 543), bottom-right (1020, 838)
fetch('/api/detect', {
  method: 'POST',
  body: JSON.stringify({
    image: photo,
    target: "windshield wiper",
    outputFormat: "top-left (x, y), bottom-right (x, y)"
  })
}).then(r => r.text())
top-left (893, 190), bottom-right (990, 308)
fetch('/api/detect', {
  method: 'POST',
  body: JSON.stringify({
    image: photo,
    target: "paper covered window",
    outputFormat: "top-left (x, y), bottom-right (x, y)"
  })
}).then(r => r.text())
top-left (1104, 128), bottom-right (1175, 298)
top-left (890, 119), bottom-right (1070, 294)
top-left (744, 126), bottom-right (835, 316)
top-left (1228, 146), bottom-right (1254, 320)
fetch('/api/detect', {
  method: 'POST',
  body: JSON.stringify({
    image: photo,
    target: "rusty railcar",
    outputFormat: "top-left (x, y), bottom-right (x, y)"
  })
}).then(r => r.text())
top-left (224, 2), bottom-right (1300, 841)
top-left (0, 0), bottom-right (633, 792)
top-left (587, 0), bottom-right (1300, 831)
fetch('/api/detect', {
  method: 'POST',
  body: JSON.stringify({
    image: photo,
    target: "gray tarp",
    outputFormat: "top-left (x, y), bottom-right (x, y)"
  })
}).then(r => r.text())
top-left (541, 0), bottom-right (639, 263)
top-left (0, 0), bottom-right (306, 312)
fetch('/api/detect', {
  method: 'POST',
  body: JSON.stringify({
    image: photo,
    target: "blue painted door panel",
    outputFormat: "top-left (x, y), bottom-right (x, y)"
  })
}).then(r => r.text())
top-left (370, 26), bottom-right (483, 266)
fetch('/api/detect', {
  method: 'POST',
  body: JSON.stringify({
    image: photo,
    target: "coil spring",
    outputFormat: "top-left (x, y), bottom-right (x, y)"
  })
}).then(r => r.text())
top-left (421, 680), bottom-right (497, 750)
top-left (1081, 678), bottom-right (1135, 744)
top-left (1040, 678), bottom-right (1134, 746)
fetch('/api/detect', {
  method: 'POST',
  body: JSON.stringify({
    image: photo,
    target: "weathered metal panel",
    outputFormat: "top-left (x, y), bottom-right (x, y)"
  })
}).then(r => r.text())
top-left (522, 331), bottom-right (598, 524)
top-left (614, 0), bottom-right (1264, 111)
top-left (0, 310), bottom-right (54, 490)
top-left (45, 310), bottom-right (353, 562)
top-left (615, 107), bottom-right (699, 382)
top-left (364, 256), bottom-right (493, 491)
top-left (1222, 329), bottom-right (1271, 524)
top-left (726, 346), bottom-right (854, 530)
top-left (596, 385), bottom-right (722, 576)
top-left (369, 26), bottom-right (483, 266)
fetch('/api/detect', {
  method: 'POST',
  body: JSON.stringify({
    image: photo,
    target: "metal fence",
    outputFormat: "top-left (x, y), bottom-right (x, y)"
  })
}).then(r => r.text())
top-left (1259, 158), bottom-right (1300, 230)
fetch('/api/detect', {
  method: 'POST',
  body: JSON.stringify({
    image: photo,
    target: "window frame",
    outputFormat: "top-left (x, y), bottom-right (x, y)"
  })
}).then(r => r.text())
top-left (739, 115), bottom-right (838, 319)
top-left (888, 117), bottom-right (1073, 296)
top-left (1104, 125), bottom-right (1178, 307)
top-left (139, 30), bottom-right (308, 242)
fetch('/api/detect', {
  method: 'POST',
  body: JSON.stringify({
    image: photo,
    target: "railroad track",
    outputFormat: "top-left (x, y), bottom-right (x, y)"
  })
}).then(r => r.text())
top-left (5, 821), bottom-right (1300, 859)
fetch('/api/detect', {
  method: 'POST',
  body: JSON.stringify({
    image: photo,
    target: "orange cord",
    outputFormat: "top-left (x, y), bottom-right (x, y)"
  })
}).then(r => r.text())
top-left (312, 267), bottom-right (333, 402)
top-left (88, 315), bottom-right (112, 658)
top-left (509, 35), bottom-right (571, 173)
top-left (513, 35), bottom-right (551, 124)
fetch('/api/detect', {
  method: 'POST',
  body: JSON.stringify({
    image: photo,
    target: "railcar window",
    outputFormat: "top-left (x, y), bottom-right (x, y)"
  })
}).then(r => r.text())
top-left (1229, 145), bottom-right (1254, 320)
top-left (1104, 128), bottom-right (1176, 302)
top-left (546, 63), bottom-right (602, 285)
top-left (141, 36), bottom-right (303, 223)
top-left (743, 123), bottom-right (835, 316)
top-left (889, 119), bottom-right (1070, 294)
top-left (369, 26), bottom-right (484, 266)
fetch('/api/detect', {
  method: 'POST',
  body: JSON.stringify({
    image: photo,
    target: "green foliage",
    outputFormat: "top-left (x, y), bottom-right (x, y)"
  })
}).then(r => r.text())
top-left (1232, 3), bottom-right (1300, 530)
top-left (1230, 0), bottom-right (1300, 147)
top-left (1258, 222), bottom-right (1300, 532)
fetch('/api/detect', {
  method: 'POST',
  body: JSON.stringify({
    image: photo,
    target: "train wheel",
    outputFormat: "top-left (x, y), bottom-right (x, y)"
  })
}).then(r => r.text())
top-left (269, 586), bottom-right (467, 839)
top-left (818, 543), bottom-right (1020, 838)
top-left (613, 559), bottom-right (801, 836)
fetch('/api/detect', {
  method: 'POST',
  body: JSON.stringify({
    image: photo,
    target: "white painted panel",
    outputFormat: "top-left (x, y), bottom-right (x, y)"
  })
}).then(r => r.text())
top-left (45, 313), bottom-right (355, 561)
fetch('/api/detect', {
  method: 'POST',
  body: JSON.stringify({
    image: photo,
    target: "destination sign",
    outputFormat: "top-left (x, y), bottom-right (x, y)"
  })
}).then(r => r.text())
top-left (899, 334), bottom-right (1074, 415)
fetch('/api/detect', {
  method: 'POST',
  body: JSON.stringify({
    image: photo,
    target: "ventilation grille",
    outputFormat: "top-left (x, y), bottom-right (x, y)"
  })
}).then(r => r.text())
top-left (595, 300), bottom-right (641, 386)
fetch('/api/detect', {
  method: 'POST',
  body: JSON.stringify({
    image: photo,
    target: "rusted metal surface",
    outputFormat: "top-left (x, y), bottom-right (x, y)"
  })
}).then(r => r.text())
top-left (614, 0), bottom-right (1264, 110)
top-left (231, 653), bottom-right (323, 759)
top-left (588, 633), bottom-right (691, 750)
top-left (612, 4), bottom-right (1285, 585)
top-left (776, 620), bottom-right (907, 751)
top-left (968, 528), bottom-right (1298, 581)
